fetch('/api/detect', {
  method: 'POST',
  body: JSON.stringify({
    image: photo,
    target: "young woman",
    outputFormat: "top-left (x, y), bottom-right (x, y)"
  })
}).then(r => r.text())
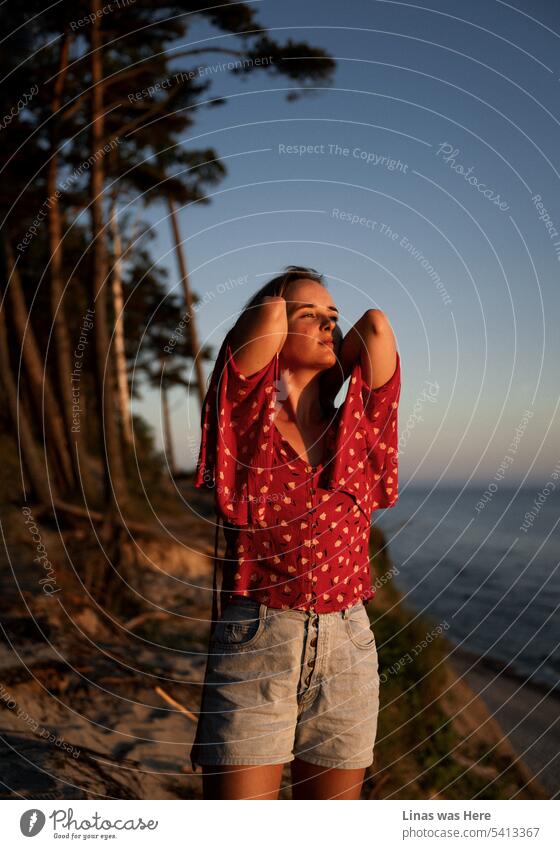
top-left (190, 266), bottom-right (401, 800)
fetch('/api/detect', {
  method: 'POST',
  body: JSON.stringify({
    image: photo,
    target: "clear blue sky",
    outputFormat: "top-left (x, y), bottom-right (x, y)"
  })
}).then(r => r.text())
top-left (130, 0), bottom-right (560, 487)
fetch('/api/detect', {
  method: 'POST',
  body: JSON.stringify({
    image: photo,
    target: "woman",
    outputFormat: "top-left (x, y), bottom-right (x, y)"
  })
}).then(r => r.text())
top-left (190, 265), bottom-right (401, 800)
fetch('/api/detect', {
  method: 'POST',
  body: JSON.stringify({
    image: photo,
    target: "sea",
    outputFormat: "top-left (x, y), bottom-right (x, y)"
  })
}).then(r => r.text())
top-left (374, 485), bottom-right (560, 692)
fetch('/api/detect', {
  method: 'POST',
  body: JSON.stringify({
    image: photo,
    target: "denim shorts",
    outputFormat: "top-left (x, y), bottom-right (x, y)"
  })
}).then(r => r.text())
top-left (189, 596), bottom-right (380, 771)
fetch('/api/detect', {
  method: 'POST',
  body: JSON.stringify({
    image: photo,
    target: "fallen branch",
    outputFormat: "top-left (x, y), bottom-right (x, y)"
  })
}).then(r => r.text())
top-left (155, 685), bottom-right (198, 722)
top-left (123, 611), bottom-right (172, 631)
top-left (30, 499), bottom-right (166, 537)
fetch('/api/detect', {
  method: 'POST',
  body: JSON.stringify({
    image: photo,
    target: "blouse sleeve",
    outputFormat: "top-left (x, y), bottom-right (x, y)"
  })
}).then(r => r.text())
top-left (359, 350), bottom-right (401, 509)
top-left (195, 332), bottom-right (279, 525)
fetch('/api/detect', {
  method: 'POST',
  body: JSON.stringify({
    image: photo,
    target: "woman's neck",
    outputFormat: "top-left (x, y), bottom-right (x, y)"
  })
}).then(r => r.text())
top-left (274, 366), bottom-right (327, 427)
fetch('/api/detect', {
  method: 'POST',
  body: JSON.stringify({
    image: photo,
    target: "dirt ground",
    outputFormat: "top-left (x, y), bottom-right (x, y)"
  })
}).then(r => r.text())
top-left (0, 482), bottom-right (549, 800)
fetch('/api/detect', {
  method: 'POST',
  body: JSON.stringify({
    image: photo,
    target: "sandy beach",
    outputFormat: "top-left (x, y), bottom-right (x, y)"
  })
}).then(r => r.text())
top-left (449, 649), bottom-right (560, 799)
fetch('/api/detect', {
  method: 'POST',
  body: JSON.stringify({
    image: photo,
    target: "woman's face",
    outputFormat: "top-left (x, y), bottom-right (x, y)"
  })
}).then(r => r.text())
top-left (280, 279), bottom-right (341, 371)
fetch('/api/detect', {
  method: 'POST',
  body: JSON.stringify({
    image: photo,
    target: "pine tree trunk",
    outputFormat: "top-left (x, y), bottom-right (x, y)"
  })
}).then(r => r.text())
top-left (167, 195), bottom-right (206, 408)
top-left (109, 197), bottom-right (134, 448)
top-left (0, 302), bottom-right (52, 505)
top-left (160, 366), bottom-right (177, 477)
top-left (48, 30), bottom-right (97, 505)
top-left (2, 234), bottom-right (74, 494)
top-left (89, 0), bottom-right (128, 508)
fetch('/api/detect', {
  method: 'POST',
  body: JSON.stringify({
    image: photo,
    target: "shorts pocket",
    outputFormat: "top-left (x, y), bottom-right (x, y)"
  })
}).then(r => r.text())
top-left (212, 600), bottom-right (266, 650)
top-left (345, 603), bottom-right (376, 650)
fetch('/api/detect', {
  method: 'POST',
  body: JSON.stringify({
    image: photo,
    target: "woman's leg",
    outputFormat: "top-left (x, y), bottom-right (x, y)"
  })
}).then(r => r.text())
top-left (202, 763), bottom-right (286, 800)
top-left (290, 758), bottom-right (366, 799)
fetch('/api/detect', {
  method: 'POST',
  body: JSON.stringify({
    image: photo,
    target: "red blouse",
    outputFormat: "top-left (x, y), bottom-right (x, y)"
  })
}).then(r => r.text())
top-left (195, 331), bottom-right (401, 613)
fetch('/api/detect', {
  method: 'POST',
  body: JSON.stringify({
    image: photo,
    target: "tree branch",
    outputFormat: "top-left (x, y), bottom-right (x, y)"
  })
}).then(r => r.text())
top-left (60, 46), bottom-right (247, 123)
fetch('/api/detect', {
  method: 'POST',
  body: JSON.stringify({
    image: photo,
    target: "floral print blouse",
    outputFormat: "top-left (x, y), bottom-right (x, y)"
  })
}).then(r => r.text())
top-left (195, 330), bottom-right (401, 613)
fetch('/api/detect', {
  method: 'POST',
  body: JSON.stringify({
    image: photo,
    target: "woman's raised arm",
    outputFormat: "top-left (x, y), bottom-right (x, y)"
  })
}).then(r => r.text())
top-left (228, 295), bottom-right (288, 377)
top-left (356, 309), bottom-right (397, 389)
top-left (320, 309), bottom-right (397, 403)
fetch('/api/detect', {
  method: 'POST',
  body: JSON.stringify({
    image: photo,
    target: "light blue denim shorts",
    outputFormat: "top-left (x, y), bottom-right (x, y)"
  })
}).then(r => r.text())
top-left (189, 597), bottom-right (380, 771)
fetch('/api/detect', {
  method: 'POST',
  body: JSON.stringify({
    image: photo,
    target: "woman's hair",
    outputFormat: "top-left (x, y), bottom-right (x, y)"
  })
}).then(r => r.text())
top-left (239, 265), bottom-right (326, 314)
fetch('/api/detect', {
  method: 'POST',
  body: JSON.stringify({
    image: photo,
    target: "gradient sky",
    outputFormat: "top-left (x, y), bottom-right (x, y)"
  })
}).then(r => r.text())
top-left (129, 0), bottom-right (560, 486)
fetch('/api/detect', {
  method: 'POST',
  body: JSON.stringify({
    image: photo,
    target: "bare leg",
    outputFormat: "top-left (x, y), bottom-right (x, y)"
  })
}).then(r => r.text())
top-left (201, 763), bottom-right (286, 800)
top-left (290, 757), bottom-right (366, 799)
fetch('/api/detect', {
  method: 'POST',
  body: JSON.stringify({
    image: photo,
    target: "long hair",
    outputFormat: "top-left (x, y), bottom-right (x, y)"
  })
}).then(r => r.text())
top-left (238, 265), bottom-right (326, 315)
